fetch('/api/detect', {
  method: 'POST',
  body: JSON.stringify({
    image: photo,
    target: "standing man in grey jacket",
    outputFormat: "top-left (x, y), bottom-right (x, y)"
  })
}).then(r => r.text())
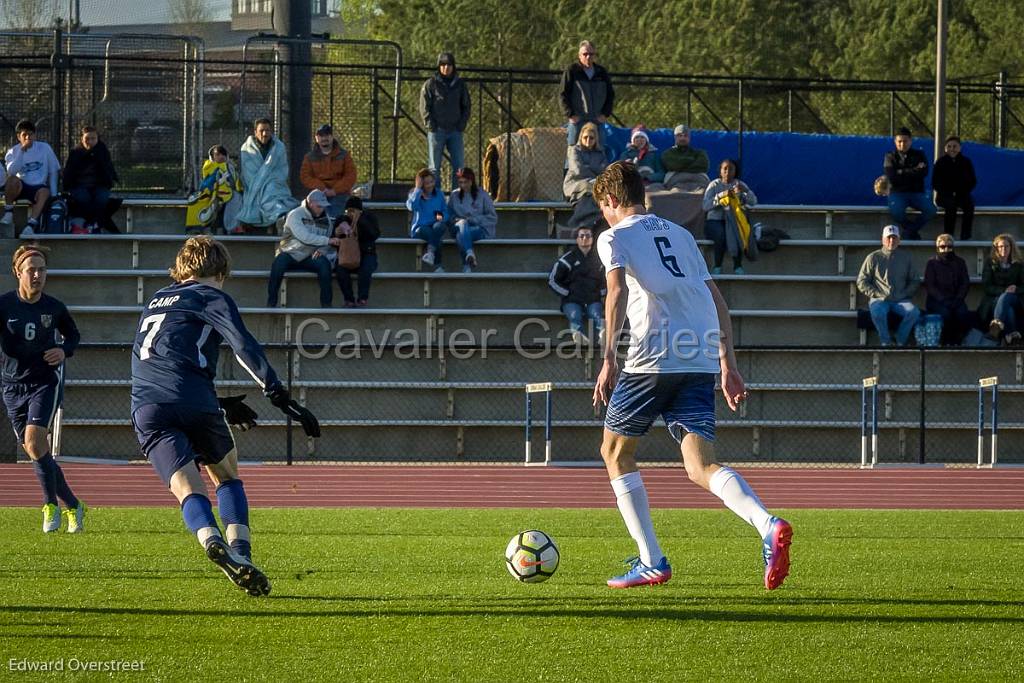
top-left (266, 190), bottom-right (341, 308)
top-left (559, 40), bottom-right (615, 148)
top-left (857, 225), bottom-right (921, 346)
top-left (420, 52), bottom-right (471, 191)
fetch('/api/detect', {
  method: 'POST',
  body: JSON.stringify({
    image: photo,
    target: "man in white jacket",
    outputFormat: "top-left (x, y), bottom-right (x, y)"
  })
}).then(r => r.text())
top-left (2, 119), bottom-right (60, 236)
top-left (266, 190), bottom-right (340, 308)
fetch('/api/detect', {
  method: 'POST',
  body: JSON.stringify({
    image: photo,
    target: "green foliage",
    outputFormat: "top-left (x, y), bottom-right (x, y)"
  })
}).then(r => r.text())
top-left (1, 507), bottom-right (1022, 679)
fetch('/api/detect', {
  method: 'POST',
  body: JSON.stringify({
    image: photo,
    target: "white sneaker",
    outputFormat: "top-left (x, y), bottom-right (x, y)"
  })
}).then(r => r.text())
top-left (421, 249), bottom-right (436, 266)
top-left (0, 210), bottom-right (12, 226)
top-left (20, 224), bottom-right (35, 237)
top-left (434, 266), bottom-right (446, 273)
top-left (42, 503), bottom-right (60, 533)
top-left (465, 250), bottom-right (477, 268)
top-left (571, 330), bottom-right (589, 345)
top-left (64, 501), bottom-right (87, 533)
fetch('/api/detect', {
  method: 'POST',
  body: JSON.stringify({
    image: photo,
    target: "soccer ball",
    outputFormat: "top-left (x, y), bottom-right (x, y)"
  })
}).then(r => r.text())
top-left (504, 530), bottom-right (559, 583)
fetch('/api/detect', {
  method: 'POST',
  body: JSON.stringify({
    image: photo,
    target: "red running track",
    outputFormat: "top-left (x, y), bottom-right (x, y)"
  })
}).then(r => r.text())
top-left (1, 463), bottom-right (1023, 509)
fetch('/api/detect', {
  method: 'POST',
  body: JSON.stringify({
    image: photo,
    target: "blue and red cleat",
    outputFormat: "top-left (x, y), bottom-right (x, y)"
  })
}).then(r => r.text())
top-left (607, 556), bottom-right (672, 589)
top-left (762, 516), bottom-right (793, 590)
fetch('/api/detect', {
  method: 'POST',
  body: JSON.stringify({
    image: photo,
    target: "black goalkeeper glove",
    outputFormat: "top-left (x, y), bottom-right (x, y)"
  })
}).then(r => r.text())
top-left (267, 386), bottom-right (321, 438)
top-left (218, 394), bottom-right (258, 432)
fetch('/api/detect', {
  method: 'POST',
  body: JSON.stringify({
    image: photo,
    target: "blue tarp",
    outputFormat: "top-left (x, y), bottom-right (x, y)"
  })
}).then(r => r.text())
top-left (596, 125), bottom-right (1024, 206)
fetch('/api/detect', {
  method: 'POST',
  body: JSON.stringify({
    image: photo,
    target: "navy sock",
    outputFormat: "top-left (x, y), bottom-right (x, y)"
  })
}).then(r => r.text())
top-left (33, 454), bottom-right (59, 505)
top-left (54, 463), bottom-right (79, 510)
top-left (217, 479), bottom-right (251, 559)
top-left (181, 494), bottom-right (218, 536)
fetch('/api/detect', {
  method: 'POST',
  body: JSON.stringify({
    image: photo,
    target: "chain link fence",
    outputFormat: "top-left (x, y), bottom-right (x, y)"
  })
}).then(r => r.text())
top-left (3, 31), bottom-right (1024, 198)
top-left (8, 343), bottom-right (1018, 467)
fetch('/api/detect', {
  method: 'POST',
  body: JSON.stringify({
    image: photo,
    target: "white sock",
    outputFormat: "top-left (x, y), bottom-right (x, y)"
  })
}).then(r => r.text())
top-left (610, 471), bottom-right (664, 566)
top-left (709, 467), bottom-right (773, 539)
top-left (196, 526), bottom-right (222, 548)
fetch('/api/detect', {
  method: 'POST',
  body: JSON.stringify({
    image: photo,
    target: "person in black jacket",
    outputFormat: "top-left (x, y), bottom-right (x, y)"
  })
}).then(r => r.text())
top-left (924, 234), bottom-right (972, 345)
top-left (334, 196), bottom-right (381, 307)
top-left (932, 136), bottom-right (976, 240)
top-left (419, 52), bottom-right (470, 191)
top-left (559, 40), bottom-right (615, 149)
top-left (548, 225), bottom-right (606, 344)
top-left (883, 127), bottom-right (936, 240)
top-left (64, 126), bottom-right (119, 233)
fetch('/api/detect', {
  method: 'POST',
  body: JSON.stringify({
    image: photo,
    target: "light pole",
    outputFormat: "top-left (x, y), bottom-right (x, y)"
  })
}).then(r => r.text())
top-left (934, 0), bottom-right (948, 160)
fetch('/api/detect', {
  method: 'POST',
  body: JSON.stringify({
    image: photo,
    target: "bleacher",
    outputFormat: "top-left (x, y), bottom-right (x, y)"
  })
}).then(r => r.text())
top-left (4, 199), bottom-right (1024, 465)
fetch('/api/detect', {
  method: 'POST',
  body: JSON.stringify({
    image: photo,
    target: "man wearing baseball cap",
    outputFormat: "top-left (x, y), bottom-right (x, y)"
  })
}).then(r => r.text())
top-left (857, 224), bottom-right (921, 346)
top-left (299, 123), bottom-right (357, 218)
top-left (661, 124), bottom-right (710, 188)
top-left (267, 189), bottom-right (342, 309)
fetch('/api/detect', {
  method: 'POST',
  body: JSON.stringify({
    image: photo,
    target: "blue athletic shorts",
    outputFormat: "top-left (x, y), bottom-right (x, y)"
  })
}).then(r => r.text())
top-left (604, 371), bottom-right (716, 443)
top-left (2, 379), bottom-right (62, 443)
top-left (131, 403), bottom-right (235, 486)
top-left (16, 182), bottom-right (48, 203)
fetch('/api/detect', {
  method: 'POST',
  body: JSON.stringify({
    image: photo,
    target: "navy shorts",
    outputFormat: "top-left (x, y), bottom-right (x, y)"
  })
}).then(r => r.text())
top-left (132, 403), bottom-right (235, 486)
top-left (15, 182), bottom-right (48, 203)
top-left (604, 372), bottom-right (716, 443)
top-left (2, 379), bottom-right (62, 443)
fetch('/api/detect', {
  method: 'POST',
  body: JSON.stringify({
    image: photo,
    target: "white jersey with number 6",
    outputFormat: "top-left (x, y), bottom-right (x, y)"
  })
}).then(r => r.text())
top-left (596, 212), bottom-right (721, 374)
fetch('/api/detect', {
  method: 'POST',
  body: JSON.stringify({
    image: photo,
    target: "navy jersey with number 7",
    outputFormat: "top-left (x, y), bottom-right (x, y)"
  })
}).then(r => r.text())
top-left (130, 282), bottom-right (281, 414)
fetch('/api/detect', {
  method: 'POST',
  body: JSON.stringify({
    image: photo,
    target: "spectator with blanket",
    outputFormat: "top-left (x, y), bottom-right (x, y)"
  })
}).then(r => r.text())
top-left (237, 118), bottom-right (298, 231)
top-left (563, 122), bottom-right (608, 231)
top-left (618, 127), bottom-right (664, 187)
top-left (186, 145), bottom-right (243, 234)
top-left (702, 159), bottom-right (757, 275)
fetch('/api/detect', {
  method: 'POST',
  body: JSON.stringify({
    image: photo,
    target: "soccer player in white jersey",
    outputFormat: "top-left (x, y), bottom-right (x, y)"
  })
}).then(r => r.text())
top-left (591, 162), bottom-right (792, 590)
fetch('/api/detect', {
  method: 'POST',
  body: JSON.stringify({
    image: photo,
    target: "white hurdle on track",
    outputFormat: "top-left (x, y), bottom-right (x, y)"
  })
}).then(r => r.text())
top-left (524, 382), bottom-right (553, 466)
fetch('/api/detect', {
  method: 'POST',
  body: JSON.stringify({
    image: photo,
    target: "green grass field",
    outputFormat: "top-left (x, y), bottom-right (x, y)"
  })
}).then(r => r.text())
top-left (1, 507), bottom-right (1022, 681)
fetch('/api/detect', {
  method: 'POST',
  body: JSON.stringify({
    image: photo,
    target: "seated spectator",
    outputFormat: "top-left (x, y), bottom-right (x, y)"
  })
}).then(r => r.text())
top-left (548, 225), bottom-right (605, 345)
top-left (204, 145), bottom-right (243, 234)
top-left (266, 190), bottom-right (340, 308)
top-left (407, 168), bottom-right (448, 272)
top-left (979, 233), bottom-right (1024, 344)
top-left (618, 127), bottom-right (664, 187)
top-left (447, 167), bottom-right (496, 272)
top-left (238, 117), bottom-right (298, 231)
top-left (299, 123), bottom-right (356, 218)
top-left (2, 119), bottom-right (60, 236)
top-left (660, 124), bottom-right (710, 190)
top-left (334, 196), bottom-right (380, 308)
top-left (932, 135), bottom-right (976, 240)
top-left (702, 159), bottom-right (757, 275)
top-left (64, 125), bottom-right (119, 234)
top-left (562, 122), bottom-right (607, 231)
top-left (883, 127), bottom-right (935, 240)
top-left (924, 234), bottom-right (972, 345)
top-left (857, 225), bottom-right (921, 346)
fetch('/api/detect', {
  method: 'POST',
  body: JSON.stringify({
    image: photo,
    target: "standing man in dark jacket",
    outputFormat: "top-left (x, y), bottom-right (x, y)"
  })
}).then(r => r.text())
top-left (559, 40), bottom-right (615, 149)
top-left (924, 233), bottom-right (972, 345)
top-left (883, 127), bottom-right (935, 240)
top-left (932, 136), bottom-right (976, 240)
top-left (419, 52), bottom-right (470, 191)
top-left (548, 225), bottom-right (606, 345)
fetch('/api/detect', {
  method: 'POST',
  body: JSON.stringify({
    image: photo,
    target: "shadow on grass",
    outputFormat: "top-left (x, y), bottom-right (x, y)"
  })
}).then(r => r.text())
top-left (2, 598), bottom-right (1021, 624)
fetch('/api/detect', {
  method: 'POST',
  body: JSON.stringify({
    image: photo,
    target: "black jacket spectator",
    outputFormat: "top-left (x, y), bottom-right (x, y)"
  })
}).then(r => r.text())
top-left (924, 253), bottom-right (969, 309)
top-left (559, 62), bottom-right (614, 121)
top-left (548, 246), bottom-right (605, 306)
top-left (932, 154), bottom-right (976, 199)
top-left (64, 140), bottom-right (118, 191)
top-left (419, 53), bottom-right (471, 133)
top-left (350, 209), bottom-right (381, 256)
top-left (884, 147), bottom-right (929, 194)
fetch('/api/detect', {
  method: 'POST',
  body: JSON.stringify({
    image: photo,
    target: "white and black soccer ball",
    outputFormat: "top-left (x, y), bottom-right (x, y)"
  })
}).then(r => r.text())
top-left (504, 530), bottom-right (559, 583)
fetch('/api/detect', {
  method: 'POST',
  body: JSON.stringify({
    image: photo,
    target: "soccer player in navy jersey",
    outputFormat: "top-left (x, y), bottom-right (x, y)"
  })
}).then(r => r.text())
top-left (0, 245), bottom-right (85, 533)
top-left (131, 236), bottom-right (320, 597)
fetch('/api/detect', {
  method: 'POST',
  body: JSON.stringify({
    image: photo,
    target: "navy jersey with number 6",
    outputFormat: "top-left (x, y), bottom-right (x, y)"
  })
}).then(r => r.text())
top-left (0, 290), bottom-right (80, 385)
top-left (131, 282), bottom-right (281, 414)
